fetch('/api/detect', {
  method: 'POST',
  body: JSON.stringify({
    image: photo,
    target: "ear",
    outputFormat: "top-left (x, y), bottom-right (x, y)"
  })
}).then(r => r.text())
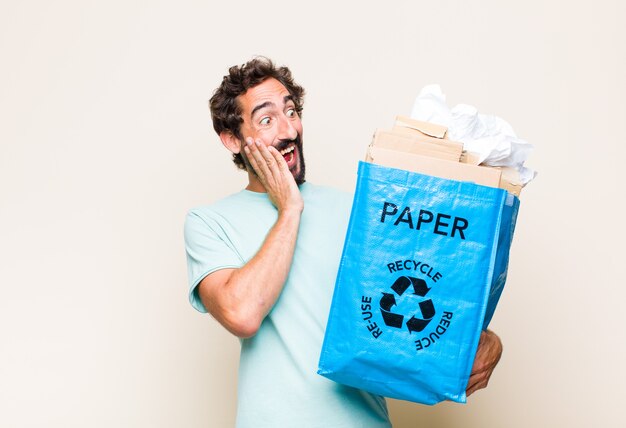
top-left (219, 131), bottom-right (242, 154)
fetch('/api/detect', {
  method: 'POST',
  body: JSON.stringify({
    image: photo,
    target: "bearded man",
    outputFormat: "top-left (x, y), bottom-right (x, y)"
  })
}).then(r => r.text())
top-left (184, 57), bottom-right (502, 427)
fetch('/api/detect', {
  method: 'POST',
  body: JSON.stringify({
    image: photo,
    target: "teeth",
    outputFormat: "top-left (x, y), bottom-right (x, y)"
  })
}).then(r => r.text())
top-left (279, 145), bottom-right (295, 155)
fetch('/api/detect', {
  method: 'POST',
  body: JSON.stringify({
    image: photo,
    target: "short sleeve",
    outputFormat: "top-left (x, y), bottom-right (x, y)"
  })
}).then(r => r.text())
top-left (184, 210), bottom-right (243, 312)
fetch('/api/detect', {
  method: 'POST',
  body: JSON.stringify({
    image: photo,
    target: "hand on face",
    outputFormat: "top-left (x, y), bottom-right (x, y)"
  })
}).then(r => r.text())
top-left (466, 329), bottom-right (503, 397)
top-left (236, 78), bottom-right (305, 188)
top-left (244, 137), bottom-right (304, 214)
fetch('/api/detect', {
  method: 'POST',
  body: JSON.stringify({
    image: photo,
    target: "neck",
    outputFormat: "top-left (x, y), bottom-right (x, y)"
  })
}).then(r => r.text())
top-left (245, 172), bottom-right (266, 193)
top-left (245, 171), bottom-right (305, 193)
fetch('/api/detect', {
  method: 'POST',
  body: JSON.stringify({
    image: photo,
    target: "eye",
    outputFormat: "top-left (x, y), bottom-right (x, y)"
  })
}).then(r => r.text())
top-left (259, 117), bottom-right (271, 125)
top-left (286, 108), bottom-right (296, 118)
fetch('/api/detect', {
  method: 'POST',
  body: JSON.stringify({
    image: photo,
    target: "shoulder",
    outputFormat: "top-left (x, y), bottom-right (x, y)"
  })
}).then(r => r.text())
top-left (186, 190), bottom-right (267, 223)
top-left (185, 190), bottom-right (277, 243)
top-left (184, 192), bottom-right (248, 235)
top-left (185, 198), bottom-right (226, 230)
top-left (184, 204), bottom-right (222, 243)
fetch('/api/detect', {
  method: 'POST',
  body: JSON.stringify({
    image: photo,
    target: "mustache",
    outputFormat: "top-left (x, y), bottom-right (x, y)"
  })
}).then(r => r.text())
top-left (274, 134), bottom-right (302, 152)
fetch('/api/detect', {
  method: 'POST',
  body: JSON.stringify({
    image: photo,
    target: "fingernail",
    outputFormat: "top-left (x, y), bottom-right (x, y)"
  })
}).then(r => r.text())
top-left (246, 138), bottom-right (253, 145)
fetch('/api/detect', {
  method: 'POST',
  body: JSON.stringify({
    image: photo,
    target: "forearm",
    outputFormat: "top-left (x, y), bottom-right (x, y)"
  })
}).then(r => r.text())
top-left (199, 207), bottom-right (302, 337)
top-left (226, 209), bottom-right (301, 330)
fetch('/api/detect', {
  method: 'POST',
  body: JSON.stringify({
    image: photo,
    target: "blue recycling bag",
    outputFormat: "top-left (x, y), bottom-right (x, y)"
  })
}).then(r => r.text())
top-left (318, 161), bottom-right (519, 404)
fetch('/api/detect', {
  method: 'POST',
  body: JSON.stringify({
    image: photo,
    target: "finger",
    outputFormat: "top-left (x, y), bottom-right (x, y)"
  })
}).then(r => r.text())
top-left (257, 144), bottom-right (294, 193)
top-left (466, 382), bottom-right (481, 396)
top-left (466, 374), bottom-right (478, 392)
top-left (253, 140), bottom-right (279, 174)
top-left (247, 139), bottom-right (273, 179)
top-left (267, 146), bottom-right (292, 175)
top-left (470, 354), bottom-right (490, 374)
top-left (467, 368), bottom-right (492, 395)
top-left (466, 377), bottom-right (488, 396)
top-left (255, 142), bottom-right (285, 189)
top-left (256, 141), bottom-right (281, 172)
top-left (245, 143), bottom-right (275, 191)
top-left (466, 378), bottom-right (481, 396)
top-left (243, 141), bottom-right (263, 176)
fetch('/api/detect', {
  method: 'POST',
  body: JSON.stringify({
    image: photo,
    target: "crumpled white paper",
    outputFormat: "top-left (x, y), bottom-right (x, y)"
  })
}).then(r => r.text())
top-left (410, 84), bottom-right (536, 184)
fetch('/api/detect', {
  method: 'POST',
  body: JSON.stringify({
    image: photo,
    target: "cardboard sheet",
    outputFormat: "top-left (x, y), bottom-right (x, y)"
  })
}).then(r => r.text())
top-left (367, 146), bottom-right (502, 188)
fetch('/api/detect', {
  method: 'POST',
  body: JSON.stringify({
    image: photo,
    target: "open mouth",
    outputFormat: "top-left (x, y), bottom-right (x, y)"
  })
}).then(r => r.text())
top-left (279, 144), bottom-right (296, 166)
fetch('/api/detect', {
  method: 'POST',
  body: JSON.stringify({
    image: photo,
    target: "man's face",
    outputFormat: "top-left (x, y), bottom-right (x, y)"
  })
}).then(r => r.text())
top-left (237, 78), bottom-right (305, 185)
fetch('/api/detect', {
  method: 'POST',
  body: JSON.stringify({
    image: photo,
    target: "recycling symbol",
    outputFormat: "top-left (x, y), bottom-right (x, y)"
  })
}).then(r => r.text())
top-left (379, 276), bottom-right (435, 333)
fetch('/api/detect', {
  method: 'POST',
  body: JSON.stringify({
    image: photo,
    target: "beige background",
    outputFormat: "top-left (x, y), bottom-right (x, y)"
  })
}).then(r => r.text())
top-left (1, 1), bottom-right (624, 427)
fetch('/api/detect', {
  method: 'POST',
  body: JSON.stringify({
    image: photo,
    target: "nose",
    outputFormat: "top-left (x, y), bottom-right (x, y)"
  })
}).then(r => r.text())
top-left (277, 114), bottom-right (298, 141)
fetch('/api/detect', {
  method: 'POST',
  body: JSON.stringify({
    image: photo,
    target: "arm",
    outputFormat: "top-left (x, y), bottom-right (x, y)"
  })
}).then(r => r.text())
top-left (466, 329), bottom-right (503, 396)
top-left (197, 140), bottom-right (303, 338)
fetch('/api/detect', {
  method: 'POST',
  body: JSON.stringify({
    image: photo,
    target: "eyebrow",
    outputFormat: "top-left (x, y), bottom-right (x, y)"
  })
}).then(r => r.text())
top-left (250, 95), bottom-right (295, 118)
top-left (250, 101), bottom-right (273, 118)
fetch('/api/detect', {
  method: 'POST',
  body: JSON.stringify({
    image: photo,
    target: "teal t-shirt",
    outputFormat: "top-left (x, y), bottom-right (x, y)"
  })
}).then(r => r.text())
top-left (184, 183), bottom-right (390, 428)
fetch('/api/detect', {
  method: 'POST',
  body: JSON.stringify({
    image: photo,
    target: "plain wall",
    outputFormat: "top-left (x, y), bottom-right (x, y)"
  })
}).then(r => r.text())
top-left (1, 1), bottom-right (624, 427)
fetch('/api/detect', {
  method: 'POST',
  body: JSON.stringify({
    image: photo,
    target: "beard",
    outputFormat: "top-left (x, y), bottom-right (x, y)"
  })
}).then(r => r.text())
top-left (241, 133), bottom-right (306, 185)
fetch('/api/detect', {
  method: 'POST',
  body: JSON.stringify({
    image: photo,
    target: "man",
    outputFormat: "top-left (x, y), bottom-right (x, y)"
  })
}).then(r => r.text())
top-left (184, 57), bottom-right (502, 427)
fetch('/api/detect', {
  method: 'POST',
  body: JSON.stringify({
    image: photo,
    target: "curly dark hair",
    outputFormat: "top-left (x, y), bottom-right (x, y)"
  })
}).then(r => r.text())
top-left (209, 57), bottom-right (305, 170)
